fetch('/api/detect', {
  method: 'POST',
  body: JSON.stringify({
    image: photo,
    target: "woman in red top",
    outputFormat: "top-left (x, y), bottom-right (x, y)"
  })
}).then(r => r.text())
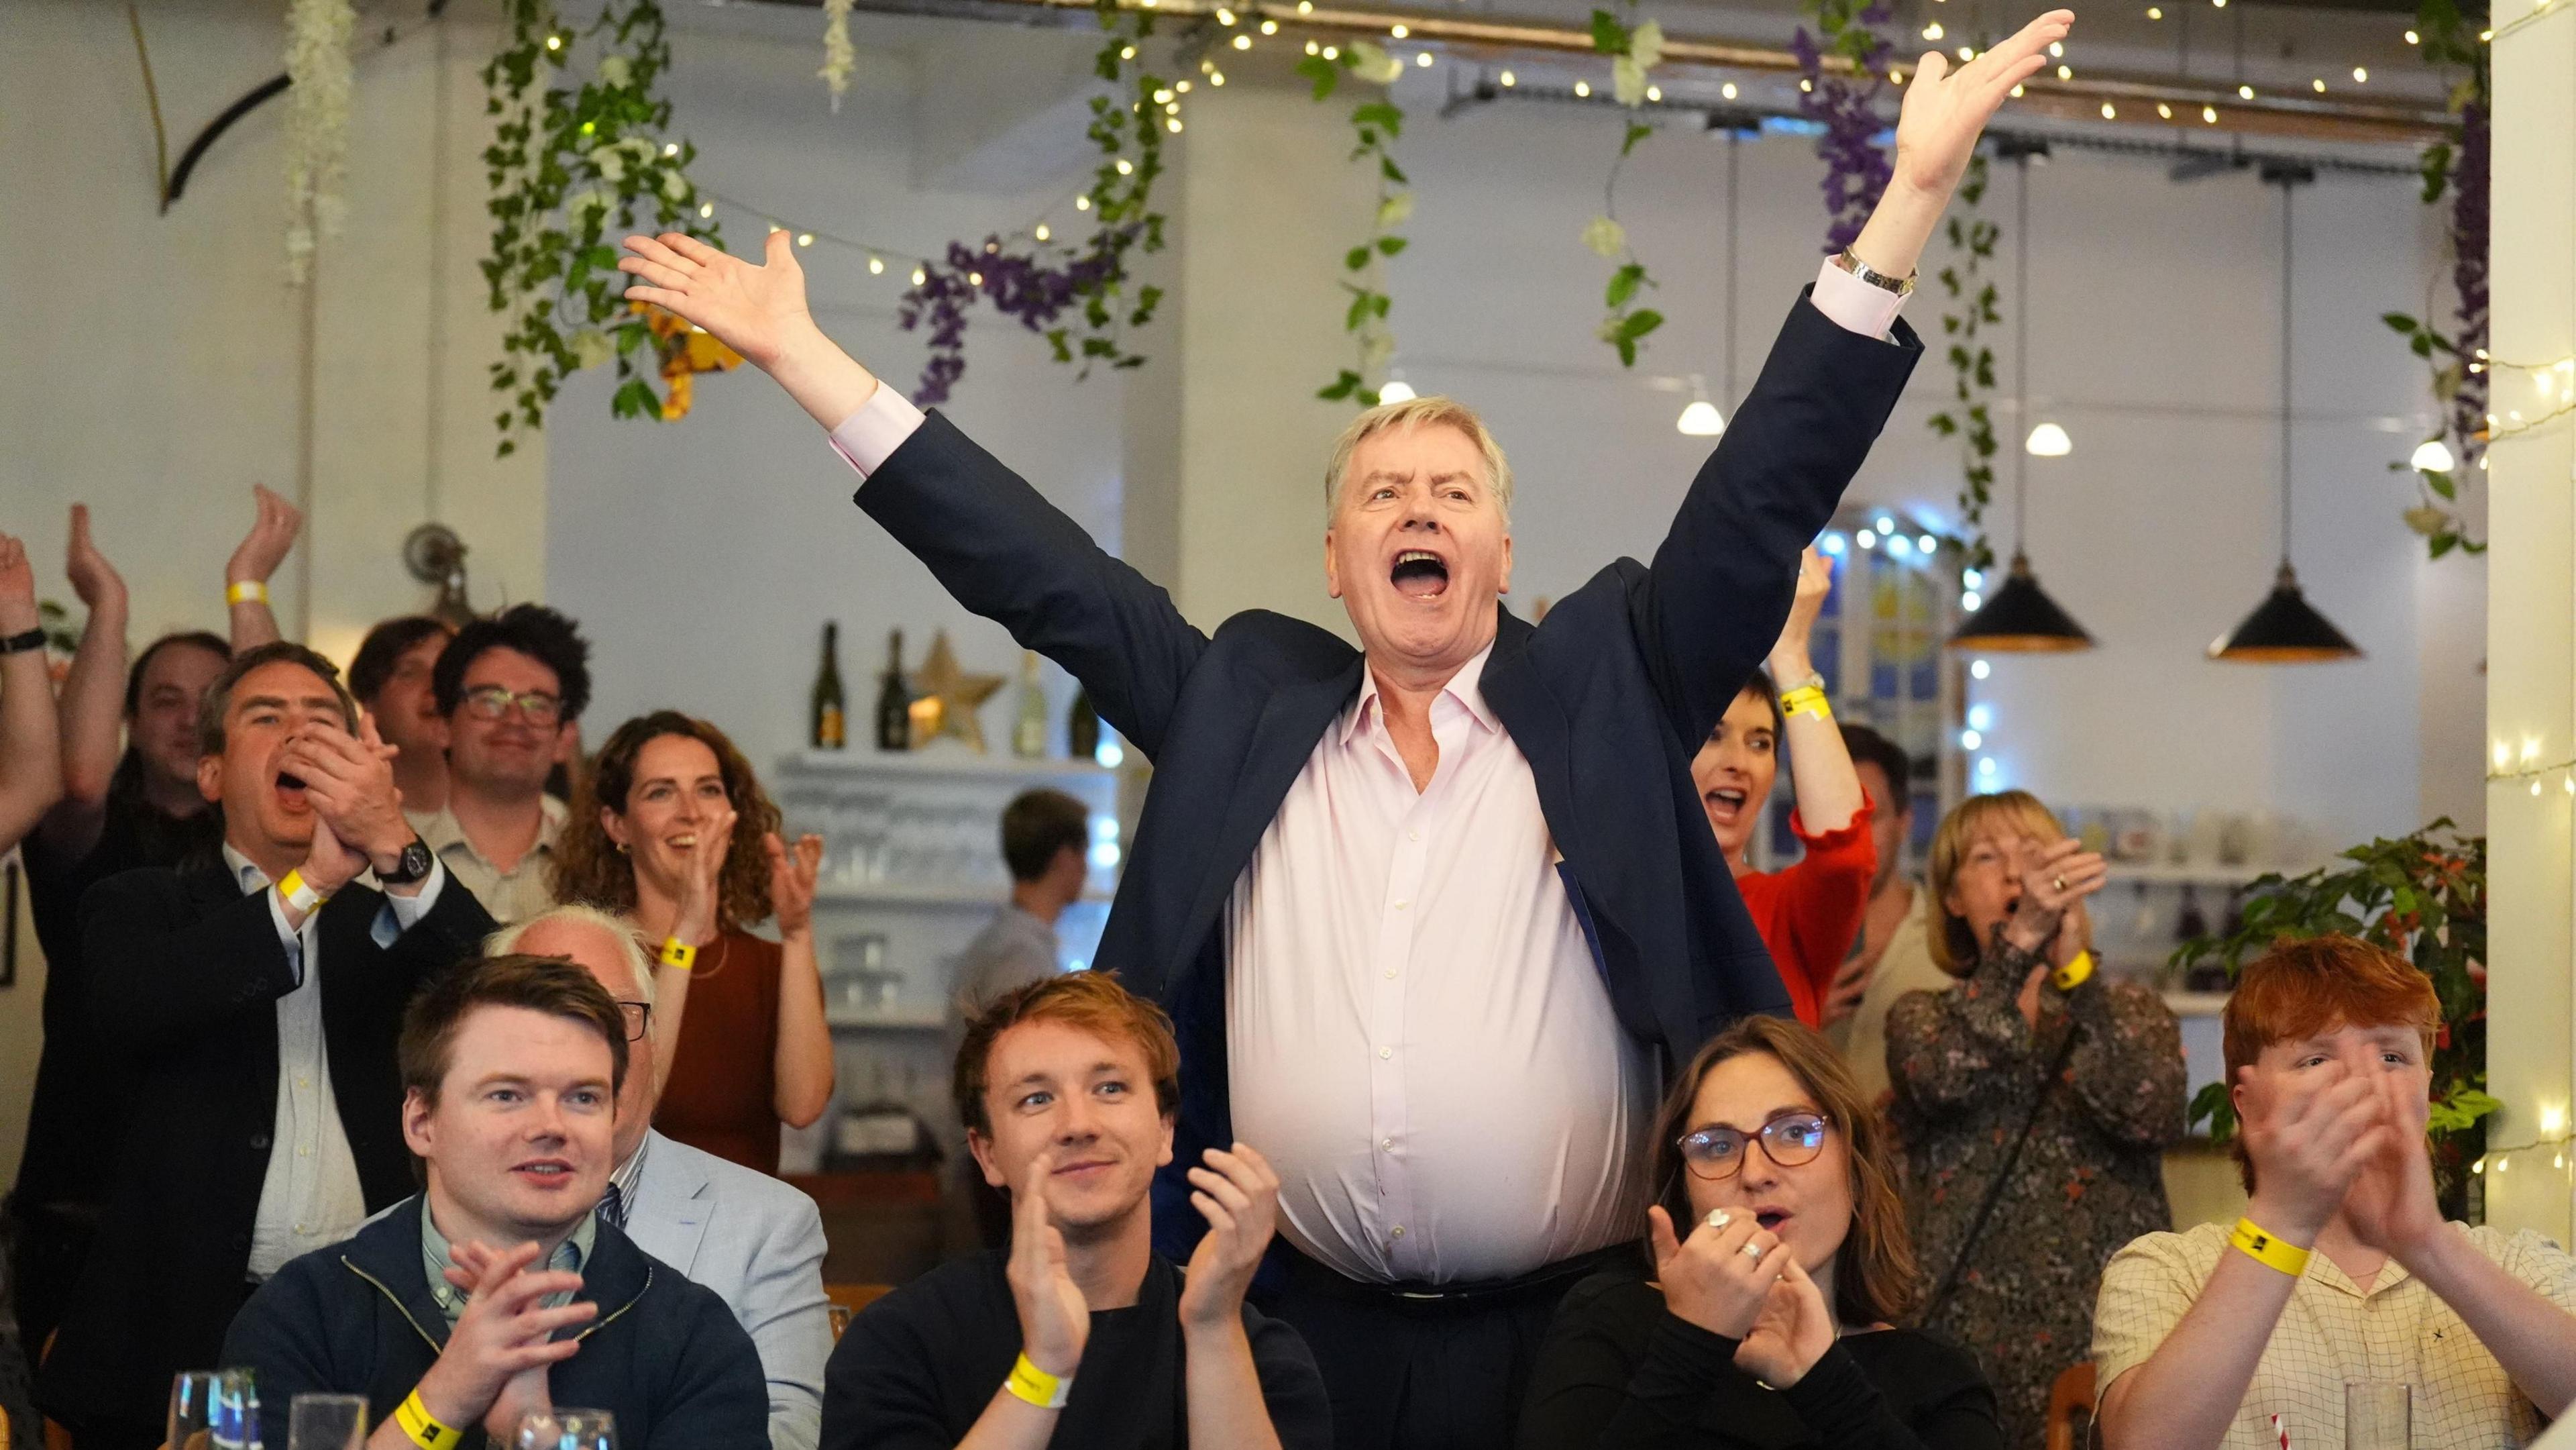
top-left (1692, 546), bottom-right (1877, 1028)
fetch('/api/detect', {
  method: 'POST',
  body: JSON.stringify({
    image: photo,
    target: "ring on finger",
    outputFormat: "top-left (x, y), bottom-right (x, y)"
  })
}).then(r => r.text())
top-left (1707, 1209), bottom-right (1732, 1231)
top-left (1739, 1241), bottom-right (1766, 1260)
top-left (2053, 875), bottom-right (2068, 892)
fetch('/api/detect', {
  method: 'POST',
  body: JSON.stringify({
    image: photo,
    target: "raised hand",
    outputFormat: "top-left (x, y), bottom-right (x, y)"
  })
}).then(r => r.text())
top-left (226, 484), bottom-right (304, 588)
top-left (1648, 1203), bottom-right (1794, 1341)
top-left (64, 504), bottom-right (126, 614)
top-left (1179, 1143), bottom-right (1283, 1330)
top-left (2238, 1060), bottom-right (2389, 1242)
top-left (1890, 11), bottom-right (2072, 201)
top-left (2341, 1070), bottom-right (2444, 1263)
top-left (621, 229), bottom-right (820, 372)
top-left (0, 532), bottom-right (38, 635)
top-left (2000, 835), bottom-right (2106, 955)
top-left (1006, 1150), bottom-right (1091, 1376)
top-left (1733, 1257), bottom-right (1837, 1388)
top-left (765, 831), bottom-right (823, 938)
top-left (410, 1240), bottom-right (592, 1435)
top-left (1819, 951), bottom-right (1873, 1029)
top-left (1766, 547), bottom-right (1833, 680)
top-left (284, 714), bottom-right (411, 876)
top-left (670, 802), bottom-right (739, 943)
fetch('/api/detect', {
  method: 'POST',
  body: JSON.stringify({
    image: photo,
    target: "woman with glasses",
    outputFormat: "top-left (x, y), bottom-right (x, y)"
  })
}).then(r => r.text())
top-left (1519, 1015), bottom-right (2003, 1449)
top-left (1885, 790), bottom-right (2184, 1447)
top-left (550, 711), bottom-right (836, 1174)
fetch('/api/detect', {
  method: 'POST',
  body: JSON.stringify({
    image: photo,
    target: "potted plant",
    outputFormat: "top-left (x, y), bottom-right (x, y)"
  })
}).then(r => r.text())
top-left (2173, 819), bottom-right (2493, 1220)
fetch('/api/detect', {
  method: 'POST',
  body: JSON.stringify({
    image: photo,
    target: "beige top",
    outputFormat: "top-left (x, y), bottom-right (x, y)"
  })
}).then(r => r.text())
top-left (1830, 884), bottom-right (1948, 1106)
top-left (2092, 1219), bottom-right (2576, 1449)
top-left (407, 792), bottom-right (567, 927)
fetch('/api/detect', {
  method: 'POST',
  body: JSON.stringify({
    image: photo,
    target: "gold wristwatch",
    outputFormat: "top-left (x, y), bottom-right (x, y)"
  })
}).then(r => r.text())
top-left (1832, 247), bottom-right (1917, 298)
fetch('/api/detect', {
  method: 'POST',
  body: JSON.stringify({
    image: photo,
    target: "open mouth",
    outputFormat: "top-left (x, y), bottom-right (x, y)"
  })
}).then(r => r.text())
top-left (1755, 1210), bottom-right (1789, 1231)
top-left (1391, 550), bottom-right (1450, 600)
top-left (668, 833), bottom-right (698, 849)
top-left (1703, 786), bottom-right (1749, 825)
top-left (274, 771), bottom-right (311, 809)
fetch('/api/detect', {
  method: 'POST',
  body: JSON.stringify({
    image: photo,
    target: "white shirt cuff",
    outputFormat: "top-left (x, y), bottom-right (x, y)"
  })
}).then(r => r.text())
top-left (373, 858), bottom-right (447, 947)
top-left (1810, 259), bottom-right (1907, 340)
top-left (826, 382), bottom-right (929, 480)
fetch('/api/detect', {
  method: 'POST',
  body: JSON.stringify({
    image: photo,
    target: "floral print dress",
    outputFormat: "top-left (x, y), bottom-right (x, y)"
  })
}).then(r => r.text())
top-left (1886, 939), bottom-right (2187, 1449)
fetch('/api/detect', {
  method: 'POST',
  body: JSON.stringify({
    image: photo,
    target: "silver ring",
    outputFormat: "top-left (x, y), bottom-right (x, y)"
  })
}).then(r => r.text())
top-left (1706, 1209), bottom-right (1732, 1231)
top-left (1740, 1241), bottom-right (1766, 1260)
top-left (2053, 876), bottom-right (2068, 892)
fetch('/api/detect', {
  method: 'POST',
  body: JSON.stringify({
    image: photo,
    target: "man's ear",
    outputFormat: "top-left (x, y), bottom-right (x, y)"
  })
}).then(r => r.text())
top-left (1157, 1112), bottom-right (1176, 1171)
top-left (1324, 527), bottom-right (1342, 601)
top-left (551, 723), bottom-right (579, 766)
top-left (197, 753), bottom-right (224, 805)
top-left (1497, 528), bottom-right (1514, 596)
top-left (967, 1129), bottom-right (1008, 1191)
top-left (401, 1088), bottom-right (437, 1159)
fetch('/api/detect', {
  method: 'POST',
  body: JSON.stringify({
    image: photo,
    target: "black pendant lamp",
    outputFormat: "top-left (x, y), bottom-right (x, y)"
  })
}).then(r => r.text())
top-left (2211, 167), bottom-right (2362, 664)
top-left (1951, 144), bottom-right (2094, 654)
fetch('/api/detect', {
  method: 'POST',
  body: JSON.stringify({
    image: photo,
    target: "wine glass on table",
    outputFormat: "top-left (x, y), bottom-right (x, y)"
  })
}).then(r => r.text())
top-left (287, 1394), bottom-right (368, 1450)
top-left (518, 1408), bottom-right (617, 1450)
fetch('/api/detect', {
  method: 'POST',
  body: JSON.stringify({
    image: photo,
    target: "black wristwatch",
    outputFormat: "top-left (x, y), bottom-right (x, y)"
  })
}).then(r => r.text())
top-left (377, 836), bottom-right (435, 887)
top-left (0, 627), bottom-right (44, 656)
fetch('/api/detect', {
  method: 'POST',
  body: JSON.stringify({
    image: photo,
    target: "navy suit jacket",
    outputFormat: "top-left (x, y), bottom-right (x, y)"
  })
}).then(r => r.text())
top-left (857, 295), bottom-right (1919, 1255)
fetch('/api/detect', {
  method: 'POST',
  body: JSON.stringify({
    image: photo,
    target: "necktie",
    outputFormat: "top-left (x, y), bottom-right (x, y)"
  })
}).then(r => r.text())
top-left (600, 1182), bottom-right (625, 1229)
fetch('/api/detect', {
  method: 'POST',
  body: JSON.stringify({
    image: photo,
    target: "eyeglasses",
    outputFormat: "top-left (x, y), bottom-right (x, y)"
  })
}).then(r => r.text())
top-left (614, 1000), bottom-right (652, 1043)
top-left (463, 685), bottom-right (564, 725)
top-left (1675, 1111), bottom-right (1833, 1181)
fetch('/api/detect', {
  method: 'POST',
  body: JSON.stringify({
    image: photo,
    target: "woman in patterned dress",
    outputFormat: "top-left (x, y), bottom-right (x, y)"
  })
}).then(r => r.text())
top-left (1886, 791), bottom-right (2186, 1447)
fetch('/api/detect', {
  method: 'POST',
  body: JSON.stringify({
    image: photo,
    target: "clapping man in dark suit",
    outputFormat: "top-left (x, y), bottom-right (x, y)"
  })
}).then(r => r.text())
top-left (34, 641), bottom-right (495, 1450)
top-left (618, 17), bottom-right (2068, 1446)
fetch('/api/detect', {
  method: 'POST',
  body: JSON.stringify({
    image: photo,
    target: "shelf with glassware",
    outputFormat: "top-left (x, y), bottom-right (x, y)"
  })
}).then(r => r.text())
top-left (1758, 507), bottom-right (1965, 876)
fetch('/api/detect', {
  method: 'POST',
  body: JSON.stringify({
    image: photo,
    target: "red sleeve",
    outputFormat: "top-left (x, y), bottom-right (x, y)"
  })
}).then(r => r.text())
top-left (1739, 794), bottom-right (1878, 1027)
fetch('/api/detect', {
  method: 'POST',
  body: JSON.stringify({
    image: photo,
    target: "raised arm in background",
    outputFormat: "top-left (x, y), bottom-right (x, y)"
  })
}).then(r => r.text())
top-left (1767, 549), bottom-right (1866, 840)
top-left (40, 504), bottom-right (131, 859)
top-left (223, 484), bottom-right (304, 650)
top-left (765, 831), bottom-right (837, 1129)
top-left (0, 531), bottom-right (64, 852)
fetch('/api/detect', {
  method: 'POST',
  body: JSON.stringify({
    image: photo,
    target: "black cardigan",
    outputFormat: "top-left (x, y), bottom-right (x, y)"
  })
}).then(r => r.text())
top-left (1517, 1264), bottom-right (2005, 1450)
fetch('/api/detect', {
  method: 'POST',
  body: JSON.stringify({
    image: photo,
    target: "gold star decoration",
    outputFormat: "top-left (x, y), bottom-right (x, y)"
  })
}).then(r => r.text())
top-left (905, 629), bottom-right (1005, 752)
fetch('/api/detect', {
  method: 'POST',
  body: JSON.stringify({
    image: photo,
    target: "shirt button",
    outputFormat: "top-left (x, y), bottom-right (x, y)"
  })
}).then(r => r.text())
top-left (297, 1075), bottom-right (311, 1088)
top-left (1408, 830), bottom-right (1420, 841)
top-left (1379, 1047), bottom-right (1392, 1059)
top-left (1381, 1138), bottom-right (1393, 1150)
top-left (1385, 970), bottom-right (1397, 980)
top-left (298, 1145), bottom-right (311, 1157)
top-left (1393, 900), bottom-right (1410, 911)
top-left (1391, 1225), bottom-right (1405, 1239)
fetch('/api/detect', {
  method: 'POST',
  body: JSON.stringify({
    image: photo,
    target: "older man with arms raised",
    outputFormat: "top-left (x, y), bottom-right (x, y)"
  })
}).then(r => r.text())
top-left (618, 21), bottom-right (2063, 1446)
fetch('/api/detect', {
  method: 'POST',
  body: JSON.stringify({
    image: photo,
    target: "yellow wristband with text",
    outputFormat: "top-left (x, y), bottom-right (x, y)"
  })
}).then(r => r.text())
top-left (278, 868), bottom-right (331, 915)
top-left (2230, 1216), bottom-right (2313, 1278)
top-left (394, 1390), bottom-right (462, 1450)
top-left (2049, 949), bottom-right (2095, 992)
top-left (658, 936), bottom-right (697, 972)
top-left (225, 580), bottom-right (269, 606)
top-left (1004, 1353), bottom-right (1073, 1410)
top-left (1778, 685), bottom-right (1831, 721)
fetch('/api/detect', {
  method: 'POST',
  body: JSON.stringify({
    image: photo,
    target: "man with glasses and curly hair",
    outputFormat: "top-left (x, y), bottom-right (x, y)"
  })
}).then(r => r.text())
top-left (411, 603), bottom-right (594, 925)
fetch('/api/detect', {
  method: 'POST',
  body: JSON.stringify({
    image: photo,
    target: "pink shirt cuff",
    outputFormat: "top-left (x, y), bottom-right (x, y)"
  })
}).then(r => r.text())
top-left (1809, 259), bottom-right (1907, 340)
top-left (826, 382), bottom-right (930, 478)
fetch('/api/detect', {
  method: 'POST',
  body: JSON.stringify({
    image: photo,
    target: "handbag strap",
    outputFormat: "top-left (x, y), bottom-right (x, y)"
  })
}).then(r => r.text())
top-left (1922, 1019), bottom-right (2083, 1320)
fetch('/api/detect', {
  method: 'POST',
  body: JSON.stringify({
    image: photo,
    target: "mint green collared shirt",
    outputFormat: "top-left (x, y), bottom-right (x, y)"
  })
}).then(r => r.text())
top-left (420, 1198), bottom-right (598, 1327)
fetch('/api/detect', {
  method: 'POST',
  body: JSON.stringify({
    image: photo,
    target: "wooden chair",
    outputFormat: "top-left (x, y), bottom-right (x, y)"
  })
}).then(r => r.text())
top-left (824, 1282), bottom-right (895, 1341)
top-left (2047, 1360), bottom-right (2097, 1450)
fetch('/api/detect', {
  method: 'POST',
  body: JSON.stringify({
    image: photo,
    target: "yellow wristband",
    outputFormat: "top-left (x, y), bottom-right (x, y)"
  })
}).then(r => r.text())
top-left (2050, 949), bottom-right (2095, 992)
top-left (394, 1390), bottom-right (462, 1450)
top-left (658, 936), bottom-right (697, 972)
top-left (225, 580), bottom-right (269, 606)
top-left (2230, 1216), bottom-right (2313, 1278)
top-left (1004, 1352), bottom-right (1073, 1410)
top-left (277, 868), bottom-right (330, 915)
top-left (1778, 685), bottom-right (1831, 721)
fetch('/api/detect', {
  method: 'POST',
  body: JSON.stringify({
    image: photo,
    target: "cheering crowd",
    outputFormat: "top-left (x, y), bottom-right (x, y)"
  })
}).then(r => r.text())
top-left (5, 9), bottom-right (2576, 1448)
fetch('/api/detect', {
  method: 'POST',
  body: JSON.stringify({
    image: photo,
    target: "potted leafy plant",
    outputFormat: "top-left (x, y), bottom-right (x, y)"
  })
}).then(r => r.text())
top-left (2173, 820), bottom-right (2493, 1221)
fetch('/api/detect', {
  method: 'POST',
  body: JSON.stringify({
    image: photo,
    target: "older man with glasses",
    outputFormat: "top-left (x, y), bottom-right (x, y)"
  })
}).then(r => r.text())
top-left (409, 603), bottom-right (593, 926)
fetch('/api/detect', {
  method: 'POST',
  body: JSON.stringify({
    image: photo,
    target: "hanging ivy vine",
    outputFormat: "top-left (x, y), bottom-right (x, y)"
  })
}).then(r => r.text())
top-left (481, 0), bottom-right (717, 456)
top-left (1791, 0), bottom-right (1896, 255)
top-left (2383, 0), bottom-right (2489, 560)
top-left (1584, 5), bottom-right (1665, 365)
top-left (1926, 153), bottom-right (2002, 572)
top-left (1306, 42), bottom-right (1412, 405)
top-left (897, 0), bottom-right (1168, 406)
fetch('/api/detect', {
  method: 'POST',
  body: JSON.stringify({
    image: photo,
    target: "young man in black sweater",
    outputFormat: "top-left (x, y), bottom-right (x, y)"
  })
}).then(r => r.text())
top-left (824, 972), bottom-right (1330, 1449)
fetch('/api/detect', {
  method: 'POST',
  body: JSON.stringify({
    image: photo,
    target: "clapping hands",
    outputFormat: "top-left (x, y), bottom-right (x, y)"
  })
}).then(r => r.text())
top-left (1178, 1143), bottom-right (1283, 1331)
top-left (417, 1239), bottom-right (591, 1440)
top-left (227, 484), bottom-right (304, 590)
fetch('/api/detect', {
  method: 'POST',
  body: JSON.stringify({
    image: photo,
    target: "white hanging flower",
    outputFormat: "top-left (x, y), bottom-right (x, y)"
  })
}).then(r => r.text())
top-left (1360, 330), bottom-right (1396, 373)
top-left (1613, 55), bottom-right (1648, 106)
top-left (819, 0), bottom-right (857, 112)
top-left (598, 54), bottom-right (633, 87)
top-left (566, 188), bottom-right (613, 221)
top-left (1375, 191), bottom-right (1415, 229)
top-left (282, 0), bottom-right (356, 284)
top-left (1582, 215), bottom-right (1627, 258)
top-left (1347, 40), bottom-right (1405, 85)
top-left (661, 168), bottom-right (692, 203)
top-left (590, 146), bottom-right (628, 183)
top-left (1629, 20), bottom-right (1664, 71)
top-left (569, 329), bottom-right (616, 371)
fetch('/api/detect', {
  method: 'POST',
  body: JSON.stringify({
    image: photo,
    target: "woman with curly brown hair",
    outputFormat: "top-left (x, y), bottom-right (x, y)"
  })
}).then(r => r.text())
top-left (1518, 1015), bottom-right (2002, 1449)
top-left (551, 709), bottom-right (836, 1174)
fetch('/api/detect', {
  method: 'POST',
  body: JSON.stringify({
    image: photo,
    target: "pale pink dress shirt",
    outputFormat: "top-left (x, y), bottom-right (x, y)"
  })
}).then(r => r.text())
top-left (828, 260), bottom-right (1906, 1284)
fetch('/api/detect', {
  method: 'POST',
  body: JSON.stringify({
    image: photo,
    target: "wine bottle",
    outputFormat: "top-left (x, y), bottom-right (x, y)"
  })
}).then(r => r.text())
top-left (811, 622), bottom-right (848, 749)
top-left (1012, 651), bottom-right (1049, 759)
top-left (1067, 685), bottom-right (1101, 762)
top-left (875, 629), bottom-right (912, 751)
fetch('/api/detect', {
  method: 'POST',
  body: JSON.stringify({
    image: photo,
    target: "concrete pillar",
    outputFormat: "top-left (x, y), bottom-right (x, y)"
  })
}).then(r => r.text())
top-left (2482, 0), bottom-right (2576, 1237)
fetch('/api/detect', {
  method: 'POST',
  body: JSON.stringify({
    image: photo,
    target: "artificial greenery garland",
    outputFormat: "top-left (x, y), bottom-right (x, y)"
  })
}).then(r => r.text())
top-left (481, 0), bottom-right (717, 456)
top-left (1926, 154), bottom-right (2001, 573)
top-left (1584, 4), bottom-right (1666, 366)
top-left (1306, 42), bottom-right (1411, 406)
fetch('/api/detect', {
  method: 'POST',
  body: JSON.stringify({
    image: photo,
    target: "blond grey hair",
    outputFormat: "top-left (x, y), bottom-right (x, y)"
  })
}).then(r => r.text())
top-left (1323, 395), bottom-right (1514, 521)
top-left (487, 904), bottom-right (656, 1007)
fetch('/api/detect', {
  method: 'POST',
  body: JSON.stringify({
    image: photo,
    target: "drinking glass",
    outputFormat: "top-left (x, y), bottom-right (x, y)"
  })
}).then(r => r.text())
top-left (287, 1394), bottom-right (368, 1450)
top-left (2345, 1381), bottom-right (2412, 1450)
top-left (169, 1370), bottom-right (225, 1450)
top-left (518, 1408), bottom-right (617, 1450)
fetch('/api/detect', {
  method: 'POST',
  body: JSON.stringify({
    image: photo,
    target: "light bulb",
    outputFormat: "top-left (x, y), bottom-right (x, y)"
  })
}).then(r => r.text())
top-left (1076, 195), bottom-right (1091, 210)
top-left (1918, 533), bottom-right (1938, 554)
top-left (2202, 104), bottom-right (2218, 122)
top-left (1575, 80), bottom-right (1592, 97)
top-left (1856, 529), bottom-right (1878, 550)
top-left (1500, 69), bottom-right (1517, 85)
top-left (1968, 703), bottom-right (1993, 730)
top-left (2049, 40), bottom-right (2064, 54)
top-left (2101, 101), bottom-right (2117, 118)
top-left (1963, 568), bottom-right (1984, 590)
top-left (911, 266), bottom-right (927, 284)
top-left (2406, 28), bottom-right (2419, 42)
top-left (1875, 515), bottom-right (1896, 535)
top-left (869, 255), bottom-right (885, 274)
top-left (1677, 400), bottom-right (1727, 436)
top-left (2312, 78), bottom-right (2326, 92)
top-left (1962, 590), bottom-right (1984, 611)
top-left (1971, 659), bottom-right (1992, 680)
top-left (1154, 87), bottom-right (1174, 103)
top-left (2026, 421), bottom-right (2073, 456)
top-left (967, 269), bottom-right (981, 284)
top-left (1644, 81), bottom-right (1658, 97)
top-left (1167, 117), bottom-right (1183, 132)
top-left (797, 232), bottom-right (814, 247)
top-left (2238, 83), bottom-right (2255, 99)
top-left (1889, 535), bottom-right (1916, 558)
top-left (1034, 224), bottom-right (1051, 242)
top-left (2147, 5), bottom-right (2162, 15)
top-left (2411, 437), bottom-right (2456, 472)
top-left (1923, 20), bottom-right (1945, 38)
top-left (1210, 70), bottom-right (1226, 84)
top-left (545, 34), bottom-right (563, 50)
top-left (1305, 39), bottom-right (1320, 54)
top-left (1116, 158), bottom-right (1134, 174)
top-left (2057, 62), bottom-right (2072, 79)
top-left (1421, 52), bottom-right (1438, 67)
top-left (1721, 81), bottom-right (1738, 99)
top-left (1391, 22), bottom-right (1408, 36)
top-left (698, 201), bottom-right (714, 219)
top-left (2353, 66), bottom-right (2369, 81)
top-left (1977, 756), bottom-right (1998, 776)
top-left (2158, 102), bottom-right (2173, 118)
top-left (1377, 377), bottom-right (1418, 403)
top-left (1234, 33), bottom-right (1252, 47)
top-left (1323, 45), bottom-right (1338, 58)
top-left (1962, 729), bottom-right (1983, 749)
top-left (1262, 17), bottom-right (1279, 31)
top-left (1216, 6), bottom-right (1235, 21)
top-left (1819, 533), bottom-right (1847, 556)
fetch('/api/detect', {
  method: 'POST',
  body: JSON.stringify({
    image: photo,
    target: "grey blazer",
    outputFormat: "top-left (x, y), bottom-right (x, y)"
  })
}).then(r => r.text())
top-left (623, 1131), bottom-right (833, 1450)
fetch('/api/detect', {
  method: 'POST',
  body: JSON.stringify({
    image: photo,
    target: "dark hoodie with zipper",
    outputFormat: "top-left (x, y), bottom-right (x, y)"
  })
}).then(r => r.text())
top-left (221, 1196), bottom-right (767, 1450)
